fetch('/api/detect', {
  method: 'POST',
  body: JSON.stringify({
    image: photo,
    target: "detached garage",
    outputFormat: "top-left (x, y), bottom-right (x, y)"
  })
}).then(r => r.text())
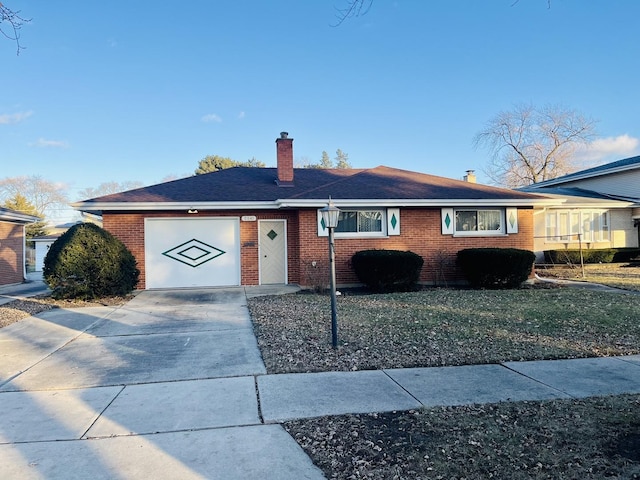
top-left (145, 217), bottom-right (240, 289)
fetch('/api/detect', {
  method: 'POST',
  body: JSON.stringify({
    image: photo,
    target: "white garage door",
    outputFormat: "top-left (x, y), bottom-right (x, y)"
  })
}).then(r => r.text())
top-left (145, 217), bottom-right (240, 289)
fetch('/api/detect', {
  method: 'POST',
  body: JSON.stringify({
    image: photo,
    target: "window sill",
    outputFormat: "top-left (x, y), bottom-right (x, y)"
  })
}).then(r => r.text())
top-left (453, 232), bottom-right (508, 238)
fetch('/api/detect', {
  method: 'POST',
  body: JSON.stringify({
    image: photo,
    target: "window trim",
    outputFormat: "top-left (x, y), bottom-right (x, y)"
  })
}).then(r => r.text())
top-left (544, 209), bottom-right (610, 243)
top-left (452, 208), bottom-right (506, 237)
top-left (334, 209), bottom-right (387, 238)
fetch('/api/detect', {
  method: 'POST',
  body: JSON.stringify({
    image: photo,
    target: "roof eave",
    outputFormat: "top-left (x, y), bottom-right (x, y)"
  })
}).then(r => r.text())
top-left (0, 211), bottom-right (41, 224)
top-left (71, 201), bottom-right (280, 214)
top-left (528, 163), bottom-right (640, 188)
top-left (72, 197), bottom-right (559, 214)
top-left (277, 198), bottom-right (558, 208)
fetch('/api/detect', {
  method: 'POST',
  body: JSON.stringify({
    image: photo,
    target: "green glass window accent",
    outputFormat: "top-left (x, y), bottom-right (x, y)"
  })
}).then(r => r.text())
top-left (320, 217), bottom-right (326, 231)
top-left (509, 211), bottom-right (517, 228)
top-left (267, 229), bottom-right (278, 240)
top-left (390, 213), bottom-right (398, 230)
top-left (444, 213), bottom-right (451, 229)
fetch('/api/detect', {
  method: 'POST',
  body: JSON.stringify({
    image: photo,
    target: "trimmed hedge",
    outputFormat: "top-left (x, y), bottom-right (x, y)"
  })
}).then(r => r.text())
top-left (543, 248), bottom-right (640, 264)
top-left (351, 249), bottom-right (424, 293)
top-left (43, 223), bottom-right (139, 299)
top-left (457, 248), bottom-right (535, 289)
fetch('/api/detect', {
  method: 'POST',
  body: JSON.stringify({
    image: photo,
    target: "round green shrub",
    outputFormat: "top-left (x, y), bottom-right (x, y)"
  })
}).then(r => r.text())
top-left (457, 248), bottom-right (535, 289)
top-left (352, 249), bottom-right (424, 293)
top-left (43, 223), bottom-right (139, 299)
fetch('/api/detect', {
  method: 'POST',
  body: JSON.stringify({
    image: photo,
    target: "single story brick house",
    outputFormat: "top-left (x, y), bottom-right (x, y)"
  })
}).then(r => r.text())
top-left (0, 207), bottom-right (40, 286)
top-left (73, 133), bottom-right (553, 289)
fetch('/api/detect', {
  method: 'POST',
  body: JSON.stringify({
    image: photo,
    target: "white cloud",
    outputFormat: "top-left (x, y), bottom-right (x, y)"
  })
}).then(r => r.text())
top-left (201, 113), bottom-right (222, 123)
top-left (237, 111), bottom-right (245, 119)
top-left (0, 110), bottom-right (33, 125)
top-left (575, 134), bottom-right (640, 163)
top-left (31, 138), bottom-right (69, 148)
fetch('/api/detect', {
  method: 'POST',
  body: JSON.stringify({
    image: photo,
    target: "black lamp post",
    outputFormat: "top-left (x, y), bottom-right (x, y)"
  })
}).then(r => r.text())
top-left (319, 199), bottom-right (340, 348)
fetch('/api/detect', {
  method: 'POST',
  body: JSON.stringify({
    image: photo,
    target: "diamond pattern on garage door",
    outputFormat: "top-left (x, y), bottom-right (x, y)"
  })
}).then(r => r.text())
top-left (162, 239), bottom-right (225, 268)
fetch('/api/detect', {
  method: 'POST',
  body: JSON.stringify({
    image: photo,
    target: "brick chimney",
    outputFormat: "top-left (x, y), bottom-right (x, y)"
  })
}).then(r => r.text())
top-left (463, 170), bottom-right (477, 183)
top-left (276, 131), bottom-right (294, 186)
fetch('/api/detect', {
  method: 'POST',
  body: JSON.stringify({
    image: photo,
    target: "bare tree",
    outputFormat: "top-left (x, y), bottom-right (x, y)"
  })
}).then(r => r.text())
top-left (77, 181), bottom-right (144, 200)
top-left (332, 0), bottom-right (373, 26)
top-left (0, 3), bottom-right (30, 54)
top-left (333, 0), bottom-right (550, 25)
top-left (474, 104), bottom-right (597, 187)
top-left (0, 176), bottom-right (68, 219)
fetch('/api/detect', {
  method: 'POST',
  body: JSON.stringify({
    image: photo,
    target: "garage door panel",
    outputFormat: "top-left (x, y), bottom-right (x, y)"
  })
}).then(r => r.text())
top-left (145, 218), bottom-right (240, 289)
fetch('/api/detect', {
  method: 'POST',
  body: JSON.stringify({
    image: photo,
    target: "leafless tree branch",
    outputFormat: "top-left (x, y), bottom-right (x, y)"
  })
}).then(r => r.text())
top-left (332, 0), bottom-right (373, 27)
top-left (0, 3), bottom-right (30, 54)
top-left (474, 103), bottom-right (597, 188)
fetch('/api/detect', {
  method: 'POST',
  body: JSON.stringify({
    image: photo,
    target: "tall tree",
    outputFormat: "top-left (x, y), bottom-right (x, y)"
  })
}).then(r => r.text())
top-left (0, 176), bottom-right (69, 221)
top-left (474, 104), bottom-right (596, 187)
top-left (320, 150), bottom-right (333, 168)
top-left (335, 149), bottom-right (352, 169)
top-left (195, 155), bottom-right (265, 175)
top-left (3, 193), bottom-right (47, 237)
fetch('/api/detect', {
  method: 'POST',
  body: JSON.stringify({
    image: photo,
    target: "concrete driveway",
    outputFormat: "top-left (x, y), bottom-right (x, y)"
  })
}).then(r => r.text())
top-left (0, 288), bottom-right (324, 480)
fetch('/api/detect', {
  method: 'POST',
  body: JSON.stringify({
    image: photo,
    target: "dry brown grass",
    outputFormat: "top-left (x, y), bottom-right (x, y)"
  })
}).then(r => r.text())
top-left (537, 262), bottom-right (640, 292)
top-left (248, 274), bottom-right (640, 479)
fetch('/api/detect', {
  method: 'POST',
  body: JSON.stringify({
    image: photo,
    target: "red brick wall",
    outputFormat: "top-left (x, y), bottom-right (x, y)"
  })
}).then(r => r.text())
top-left (103, 207), bottom-right (534, 289)
top-left (103, 210), bottom-right (299, 289)
top-left (292, 208), bottom-right (534, 286)
top-left (0, 221), bottom-right (25, 286)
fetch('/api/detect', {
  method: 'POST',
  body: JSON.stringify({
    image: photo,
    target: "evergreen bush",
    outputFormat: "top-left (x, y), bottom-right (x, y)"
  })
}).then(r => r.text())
top-left (457, 248), bottom-right (535, 289)
top-left (544, 249), bottom-right (617, 264)
top-left (43, 223), bottom-right (139, 299)
top-left (351, 249), bottom-right (424, 293)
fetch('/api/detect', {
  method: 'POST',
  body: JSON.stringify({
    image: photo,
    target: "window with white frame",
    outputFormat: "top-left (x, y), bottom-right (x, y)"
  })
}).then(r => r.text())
top-left (454, 209), bottom-right (505, 235)
top-left (545, 210), bottom-right (610, 242)
top-left (335, 209), bottom-right (385, 236)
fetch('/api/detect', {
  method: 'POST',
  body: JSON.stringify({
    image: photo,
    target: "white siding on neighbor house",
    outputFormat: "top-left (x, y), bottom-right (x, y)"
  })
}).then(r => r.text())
top-left (610, 209), bottom-right (639, 248)
top-left (532, 208), bottom-right (638, 261)
top-left (34, 240), bottom-right (55, 271)
top-left (557, 170), bottom-right (640, 200)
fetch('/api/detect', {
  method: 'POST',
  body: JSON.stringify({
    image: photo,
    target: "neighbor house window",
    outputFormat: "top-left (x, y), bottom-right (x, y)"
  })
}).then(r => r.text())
top-left (454, 209), bottom-right (504, 235)
top-left (545, 210), bottom-right (610, 242)
top-left (335, 210), bottom-right (384, 236)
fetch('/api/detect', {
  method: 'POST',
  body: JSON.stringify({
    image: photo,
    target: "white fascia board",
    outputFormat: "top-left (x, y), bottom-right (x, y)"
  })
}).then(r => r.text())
top-left (0, 211), bottom-right (40, 223)
top-left (277, 198), bottom-right (559, 208)
top-left (534, 193), bottom-right (634, 209)
top-left (71, 201), bottom-right (279, 212)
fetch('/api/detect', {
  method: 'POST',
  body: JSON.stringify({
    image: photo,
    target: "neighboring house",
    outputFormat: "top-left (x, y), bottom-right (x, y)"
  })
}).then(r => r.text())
top-left (72, 132), bottom-right (553, 290)
top-left (0, 207), bottom-right (40, 286)
top-left (521, 156), bottom-right (640, 261)
top-left (31, 234), bottom-right (61, 272)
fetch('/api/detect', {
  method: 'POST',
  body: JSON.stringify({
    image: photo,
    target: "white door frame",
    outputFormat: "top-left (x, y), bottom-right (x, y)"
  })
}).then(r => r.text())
top-left (258, 219), bottom-right (288, 285)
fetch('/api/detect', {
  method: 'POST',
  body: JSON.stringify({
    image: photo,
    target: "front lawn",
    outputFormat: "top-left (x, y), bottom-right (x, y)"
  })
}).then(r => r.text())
top-left (248, 286), bottom-right (640, 374)
top-left (248, 286), bottom-right (640, 479)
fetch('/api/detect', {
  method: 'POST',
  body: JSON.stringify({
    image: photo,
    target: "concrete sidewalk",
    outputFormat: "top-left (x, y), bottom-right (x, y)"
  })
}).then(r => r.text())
top-left (0, 272), bottom-right (50, 306)
top-left (1, 287), bottom-right (639, 479)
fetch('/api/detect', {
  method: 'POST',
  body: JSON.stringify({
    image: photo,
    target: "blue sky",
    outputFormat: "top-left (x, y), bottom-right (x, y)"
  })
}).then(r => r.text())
top-left (2, 1), bottom-right (640, 221)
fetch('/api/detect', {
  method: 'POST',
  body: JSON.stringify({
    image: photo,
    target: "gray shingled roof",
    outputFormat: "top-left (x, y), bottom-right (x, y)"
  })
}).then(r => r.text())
top-left (528, 155), bottom-right (640, 188)
top-left (78, 165), bottom-right (542, 206)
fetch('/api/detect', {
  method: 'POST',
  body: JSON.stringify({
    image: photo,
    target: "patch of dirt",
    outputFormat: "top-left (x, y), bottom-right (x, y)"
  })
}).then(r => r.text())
top-left (0, 294), bottom-right (133, 329)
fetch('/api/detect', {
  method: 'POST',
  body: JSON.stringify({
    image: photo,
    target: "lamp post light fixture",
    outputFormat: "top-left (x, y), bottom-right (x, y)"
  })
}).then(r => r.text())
top-left (319, 198), bottom-right (340, 349)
